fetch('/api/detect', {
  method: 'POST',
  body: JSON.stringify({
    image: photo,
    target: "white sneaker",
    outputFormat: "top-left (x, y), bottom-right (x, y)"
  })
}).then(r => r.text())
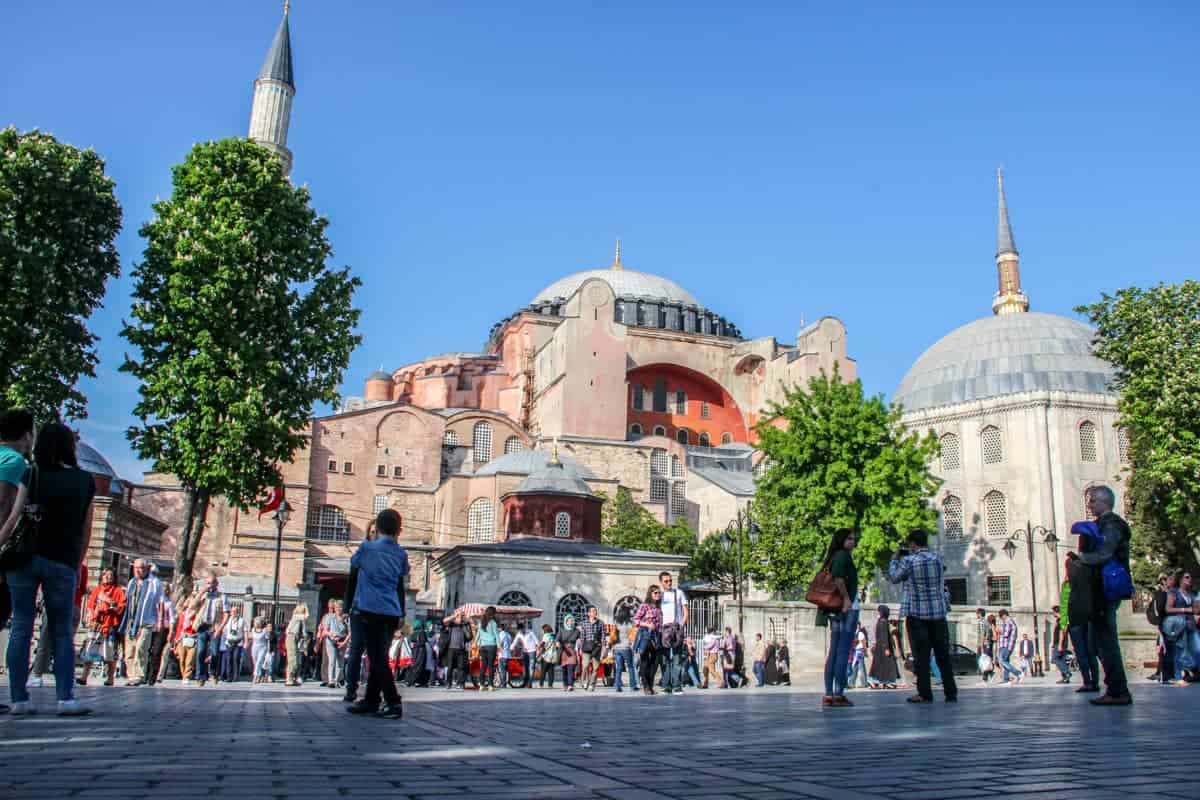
top-left (182, 679), bottom-right (194, 687)
top-left (9, 701), bottom-right (37, 715)
top-left (25, 676), bottom-right (43, 689)
top-left (57, 699), bottom-right (92, 716)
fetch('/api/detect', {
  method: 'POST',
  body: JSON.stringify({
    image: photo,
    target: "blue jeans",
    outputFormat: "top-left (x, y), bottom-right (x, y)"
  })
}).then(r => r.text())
top-left (660, 643), bottom-right (684, 690)
top-left (753, 661), bottom-right (766, 686)
top-left (344, 612), bottom-right (367, 692)
top-left (194, 628), bottom-right (216, 681)
top-left (686, 659), bottom-right (701, 687)
top-left (824, 610), bottom-right (858, 697)
top-left (5, 556), bottom-right (78, 703)
top-left (613, 648), bottom-right (635, 690)
top-left (221, 643), bottom-right (244, 681)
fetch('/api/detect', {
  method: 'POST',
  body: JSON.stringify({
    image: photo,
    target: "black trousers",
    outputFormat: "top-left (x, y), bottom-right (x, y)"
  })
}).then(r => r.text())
top-left (446, 648), bottom-right (468, 687)
top-left (906, 617), bottom-right (957, 700)
top-left (146, 629), bottom-right (168, 684)
top-left (361, 612), bottom-right (401, 709)
top-left (639, 645), bottom-right (659, 690)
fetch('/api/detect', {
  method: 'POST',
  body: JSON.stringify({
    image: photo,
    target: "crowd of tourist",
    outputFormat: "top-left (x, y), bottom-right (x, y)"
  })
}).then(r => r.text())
top-left (1, 403), bottom-right (1192, 716)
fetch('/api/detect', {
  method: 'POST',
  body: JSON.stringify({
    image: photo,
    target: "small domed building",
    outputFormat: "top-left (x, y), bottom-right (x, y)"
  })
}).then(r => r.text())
top-left (894, 171), bottom-right (1125, 618)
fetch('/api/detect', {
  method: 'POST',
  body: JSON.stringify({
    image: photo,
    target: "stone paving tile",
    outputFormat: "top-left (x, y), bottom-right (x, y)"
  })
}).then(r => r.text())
top-left (0, 678), bottom-right (1194, 800)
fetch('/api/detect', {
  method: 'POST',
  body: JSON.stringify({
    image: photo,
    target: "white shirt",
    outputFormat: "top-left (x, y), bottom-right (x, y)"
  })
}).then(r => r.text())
top-left (223, 615), bottom-right (247, 645)
top-left (855, 630), bottom-right (867, 653)
top-left (519, 630), bottom-right (538, 654)
top-left (660, 588), bottom-right (688, 625)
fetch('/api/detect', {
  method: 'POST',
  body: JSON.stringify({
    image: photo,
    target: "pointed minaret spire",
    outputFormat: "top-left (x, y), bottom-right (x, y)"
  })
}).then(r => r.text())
top-left (248, 5), bottom-right (296, 175)
top-left (992, 167), bottom-right (1029, 315)
top-left (610, 238), bottom-right (623, 270)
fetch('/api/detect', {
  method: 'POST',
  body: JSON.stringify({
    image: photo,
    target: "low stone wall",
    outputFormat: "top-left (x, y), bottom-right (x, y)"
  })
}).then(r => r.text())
top-left (730, 599), bottom-right (1159, 681)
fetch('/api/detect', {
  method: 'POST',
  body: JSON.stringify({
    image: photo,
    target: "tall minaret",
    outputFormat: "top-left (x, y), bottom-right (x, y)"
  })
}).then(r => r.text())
top-left (248, 3), bottom-right (295, 175)
top-left (992, 167), bottom-right (1029, 315)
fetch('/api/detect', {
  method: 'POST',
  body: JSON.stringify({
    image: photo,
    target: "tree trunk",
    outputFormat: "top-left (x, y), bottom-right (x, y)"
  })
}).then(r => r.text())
top-left (173, 487), bottom-right (211, 600)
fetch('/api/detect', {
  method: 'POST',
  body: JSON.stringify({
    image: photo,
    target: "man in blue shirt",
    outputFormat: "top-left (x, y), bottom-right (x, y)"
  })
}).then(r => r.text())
top-left (346, 509), bottom-right (409, 719)
top-left (888, 528), bottom-right (958, 704)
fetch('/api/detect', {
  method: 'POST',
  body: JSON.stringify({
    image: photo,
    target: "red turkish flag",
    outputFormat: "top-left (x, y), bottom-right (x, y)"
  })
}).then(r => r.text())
top-left (258, 485), bottom-right (284, 520)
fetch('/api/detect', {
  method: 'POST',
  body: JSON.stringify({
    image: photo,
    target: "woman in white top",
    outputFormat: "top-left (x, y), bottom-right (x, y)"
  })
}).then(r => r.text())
top-left (220, 606), bottom-right (248, 682)
top-left (250, 617), bottom-right (272, 683)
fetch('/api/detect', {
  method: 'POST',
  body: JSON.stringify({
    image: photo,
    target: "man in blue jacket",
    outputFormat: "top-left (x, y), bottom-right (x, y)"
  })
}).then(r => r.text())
top-left (346, 509), bottom-right (409, 719)
top-left (1079, 486), bottom-right (1132, 706)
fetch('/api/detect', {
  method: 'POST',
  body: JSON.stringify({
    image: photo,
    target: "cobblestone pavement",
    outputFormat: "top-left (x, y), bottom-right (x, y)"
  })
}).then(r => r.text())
top-left (1, 677), bottom-right (1194, 800)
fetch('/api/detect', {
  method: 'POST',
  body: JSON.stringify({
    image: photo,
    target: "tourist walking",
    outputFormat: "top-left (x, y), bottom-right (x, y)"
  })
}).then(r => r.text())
top-left (887, 528), bottom-right (957, 704)
top-left (518, 624), bottom-right (538, 689)
top-left (285, 604), bottom-right (309, 686)
top-left (557, 614), bottom-right (581, 691)
top-left (684, 636), bottom-right (702, 687)
top-left (1165, 571), bottom-right (1199, 685)
top-left (174, 592), bottom-right (202, 684)
top-left (148, 585), bottom-right (176, 684)
top-left (120, 558), bottom-right (165, 687)
top-left (1148, 573), bottom-right (1175, 683)
top-left (995, 609), bottom-right (1022, 685)
top-left (192, 573), bottom-right (228, 686)
top-left (80, 568), bottom-right (126, 686)
top-left (221, 604), bottom-right (248, 682)
top-left (497, 623), bottom-right (513, 688)
top-left (701, 627), bottom-right (721, 688)
top-left (720, 627), bottom-right (737, 688)
top-left (751, 633), bottom-right (767, 687)
top-left (1078, 486), bottom-right (1133, 706)
top-left (1051, 604), bottom-right (1073, 683)
top-left (820, 528), bottom-right (859, 707)
top-left (251, 616), bottom-right (272, 682)
top-left (633, 584), bottom-right (663, 695)
top-left (476, 606), bottom-right (500, 690)
top-left (318, 599), bottom-right (348, 688)
top-left (2, 422), bottom-right (96, 716)
top-left (848, 623), bottom-right (869, 689)
top-left (1018, 634), bottom-right (1034, 677)
top-left (657, 571), bottom-right (688, 694)
top-left (537, 624), bottom-right (559, 688)
top-left (578, 606), bottom-right (605, 691)
top-left (611, 609), bottom-right (636, 692)
top-left (346, 508), bottom-right (409, 719)
top-left (868, 606), bottom-right (900, 689)
top-left (441, 611), bottom-right (473, 690)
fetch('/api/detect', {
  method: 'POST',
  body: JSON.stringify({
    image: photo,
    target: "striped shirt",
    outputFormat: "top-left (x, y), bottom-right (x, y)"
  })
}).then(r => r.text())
top-left (887, 548), bottom-right (949, 620)
top-left (999, 617), bottom-right (1018, 652)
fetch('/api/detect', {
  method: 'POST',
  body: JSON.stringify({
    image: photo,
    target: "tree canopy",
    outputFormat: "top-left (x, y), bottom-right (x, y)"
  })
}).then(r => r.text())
top-left (121, 139), bottom-right (361, 592)
top-left (749, 369), bottom-right (941, 595)
top-left (0, 127), bottom-right (122, 421)
top-left (1078, 282), bottom-right (1200, 585)
top-left (600, 486), bottom-right (696, 557)
top-left (687, 524), bottom-right (746, 595)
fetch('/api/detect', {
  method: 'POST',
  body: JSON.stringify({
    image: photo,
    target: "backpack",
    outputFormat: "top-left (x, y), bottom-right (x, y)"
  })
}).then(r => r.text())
top-left (1146, 590), bottom-right (1166, 628)
top-left (1102, 559), bottom-right (1134, 603)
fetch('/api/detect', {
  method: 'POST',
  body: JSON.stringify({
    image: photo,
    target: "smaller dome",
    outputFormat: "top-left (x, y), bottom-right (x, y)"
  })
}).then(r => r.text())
top-left (366, 369), bottom-right (392, 382)
top-left (474, 448), bottom-right (596, 479)
top-left (512, 461), bottom-right (595, 498)
top-left (77, 441), bottom-right (117, 479)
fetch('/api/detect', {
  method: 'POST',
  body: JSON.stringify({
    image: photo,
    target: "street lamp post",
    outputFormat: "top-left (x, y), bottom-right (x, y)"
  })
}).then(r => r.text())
top-left (722, 504), bottom-right (759, 636)
top-left (1003, 521), bottom-right (1055, 678)
top-left (270, 500), bottom-right (293, 655)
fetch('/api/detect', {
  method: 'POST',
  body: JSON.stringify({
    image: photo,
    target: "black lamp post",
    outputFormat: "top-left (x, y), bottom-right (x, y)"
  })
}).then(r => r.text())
top-left (1003, 521), bottom-right (1055, 678)
top-left (722, 504), bottom-right (759, 636)
top-left (269, 500), bottom-right (293, 653)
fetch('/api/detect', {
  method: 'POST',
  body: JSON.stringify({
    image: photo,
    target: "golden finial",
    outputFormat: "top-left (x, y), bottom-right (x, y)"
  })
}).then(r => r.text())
top-left (611, 238), bottom-right (623, 271)
top-left (284, 0), bottom-right (291, 15)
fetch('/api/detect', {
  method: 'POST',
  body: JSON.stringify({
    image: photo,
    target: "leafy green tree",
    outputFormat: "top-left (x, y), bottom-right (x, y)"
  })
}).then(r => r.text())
top-left (122, 139), bottom-right (361, 594)
top-left (0, 128), bottom-right (122, 421)
top-left (1078, 282), bottom-right (1200, 586)
top-left (750, 368), bottom-right (941, 595)
top-left (600, 486), bottom-right (696, 556)
top-left (686, 528), bottom-right (743, 594)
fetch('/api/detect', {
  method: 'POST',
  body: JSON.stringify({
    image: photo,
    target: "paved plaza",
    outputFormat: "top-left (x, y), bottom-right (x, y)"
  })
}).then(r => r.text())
top-left (1, 678), bottom-right (1193, 800)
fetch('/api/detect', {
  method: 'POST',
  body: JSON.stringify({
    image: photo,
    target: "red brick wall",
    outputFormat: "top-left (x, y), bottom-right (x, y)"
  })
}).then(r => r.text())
top-left (502, 494), bottom-right (603, 542)
top-left (626, 363), bottom-right (748, 445)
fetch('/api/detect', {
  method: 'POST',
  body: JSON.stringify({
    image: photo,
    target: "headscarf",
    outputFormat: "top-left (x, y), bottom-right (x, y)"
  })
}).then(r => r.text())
top-left (564, 614), bottom-right (576, 628)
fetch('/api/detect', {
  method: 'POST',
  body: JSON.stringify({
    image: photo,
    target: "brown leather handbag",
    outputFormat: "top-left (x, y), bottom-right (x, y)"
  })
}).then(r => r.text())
top-left (805, 561), bottom-right (843, 611)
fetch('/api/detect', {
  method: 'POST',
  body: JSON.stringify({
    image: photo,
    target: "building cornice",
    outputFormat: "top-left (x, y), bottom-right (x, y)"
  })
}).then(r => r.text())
top-left (901, 390), bottom-right (1119, 427)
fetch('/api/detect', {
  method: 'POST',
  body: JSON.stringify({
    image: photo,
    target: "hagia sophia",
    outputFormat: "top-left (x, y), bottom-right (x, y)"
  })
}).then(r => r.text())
top-left (74, 8), bottom-right (1125, 638)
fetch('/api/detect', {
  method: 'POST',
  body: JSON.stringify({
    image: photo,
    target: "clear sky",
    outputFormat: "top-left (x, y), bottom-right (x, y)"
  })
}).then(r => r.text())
top-left (3, 1), bottom-right (1197, 479)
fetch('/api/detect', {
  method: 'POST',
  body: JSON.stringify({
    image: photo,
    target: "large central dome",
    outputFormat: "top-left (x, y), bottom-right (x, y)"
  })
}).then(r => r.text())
top-left (894, 312), bottom-right (1115, 414)
top-left (532, 268), bottom-right (699, 306)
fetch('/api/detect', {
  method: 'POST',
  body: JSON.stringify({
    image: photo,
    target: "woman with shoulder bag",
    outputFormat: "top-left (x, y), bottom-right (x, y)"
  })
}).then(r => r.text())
top-left (476, 606), bottom-right (500, 691)
top-left (537, 624), bottom-right (559, 688)
top-left (1165, 571), bottom-right (1200, 685)
top-left (2, 423), bottom-right (96, 716)
top-left (632, 584), bottom-right (664, 695)
top-left (79, 568), bottom-right (127, 686)
top-left (820, 528), bottom-right (860, 708)
top-left (558, 614), bottom-right (581, 692)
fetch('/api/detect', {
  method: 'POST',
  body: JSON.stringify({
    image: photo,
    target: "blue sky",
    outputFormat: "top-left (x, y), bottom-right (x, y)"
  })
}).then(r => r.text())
top-left (3, 1), bottom-right (1197, 479)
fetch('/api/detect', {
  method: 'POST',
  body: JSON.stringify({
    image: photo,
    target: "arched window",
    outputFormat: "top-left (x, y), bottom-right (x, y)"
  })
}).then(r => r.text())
top-left (675, 391), bottom-right (687, 414)
top-left (472, 422), bottom-right (493, 463)
top-left (670, 455), bottom-right (683, 477)
top-left (984, 490), bottom-right (1007, 537)
top-left (1116, 425), bottom-right (1130, 464)
top-left (650, 448), bottom-right (669, 476)
top-left (676, 429), bottom-right (690, 445)
top-left (653, 425), bottom-right (667, 437)
top-left (306, 504), bottom-right (349, 543)
top-left (1078, 421), bottom-right (1098, 462)
top-left (629, 423), bottom-right (643, 438)
top-left (504, 436), bottom-right (524, 455)
top-left (467, 498), bottom-right (495, 543)
top-left (942, 494), bottom-right (964, 540)
top-left (498, 590), bottom-right (532, 607)
top-left (699, 432), bottom-right (711, 447)
top-left (443, 430), bottom-right (458, 446)
top-left (556, 593), bottom-right (590, 630)
top-left (720, 432), bottom-right (732, 445)
top-left (981, 426), bottom-right (1003, 465)
top-left (613, 595), bottom-right (641, 624)
top-left (554, 511), bottom-right (571, 538)
top-left (940, 433), bottom-right (961, 472)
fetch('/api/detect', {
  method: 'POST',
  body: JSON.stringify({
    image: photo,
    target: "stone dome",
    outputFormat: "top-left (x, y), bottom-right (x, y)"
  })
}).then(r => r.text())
top-left (512, 461), bottom-right (595, 498)
top-left (473, 448), bottom-right (597, 480)
top-left (77, 441), bottom-right (118, 479)
top-left (366, 369), bottom-right (392, 382)
top-left (894, 311), bottom-right (1115, 414)
top-left (532, 268), bottom-right (699, 307)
